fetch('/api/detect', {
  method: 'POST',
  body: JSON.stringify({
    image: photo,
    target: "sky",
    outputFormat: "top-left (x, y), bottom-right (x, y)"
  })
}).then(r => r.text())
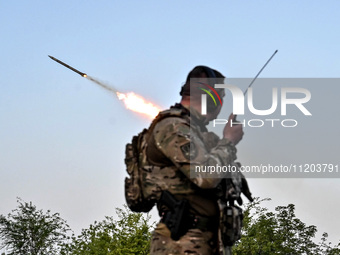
top-left (1, 0), bottom-right (339, 246)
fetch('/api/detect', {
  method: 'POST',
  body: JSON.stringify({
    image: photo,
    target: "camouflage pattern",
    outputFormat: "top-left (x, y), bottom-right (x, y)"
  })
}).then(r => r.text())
top-left (139, 104), bottom-right (242, 254)
top-left (125, 130), bottom-right (156, 212)
top-left (219, 204), bottom-right (243, 246)
top-left (150, 223), bottom-right (219, 255)
top-left (141, 105), bottom-right (238, 203)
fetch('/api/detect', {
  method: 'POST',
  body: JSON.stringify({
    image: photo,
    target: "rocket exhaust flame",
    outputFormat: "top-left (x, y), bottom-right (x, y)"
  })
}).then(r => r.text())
top-left (116, 92), bottom-right (161, 119)
top-left (49, 55), bottom-right (161, 119)
top-left (86, 75), bottom-right (161, 119)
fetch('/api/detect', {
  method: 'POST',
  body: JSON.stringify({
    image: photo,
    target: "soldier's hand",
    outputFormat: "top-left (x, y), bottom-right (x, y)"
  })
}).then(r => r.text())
top-left (223, 114), bottom-right (243, 145)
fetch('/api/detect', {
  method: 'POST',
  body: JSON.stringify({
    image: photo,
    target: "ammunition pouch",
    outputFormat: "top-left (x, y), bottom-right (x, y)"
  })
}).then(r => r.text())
top-left (220, 205), bottom-right (243, 246)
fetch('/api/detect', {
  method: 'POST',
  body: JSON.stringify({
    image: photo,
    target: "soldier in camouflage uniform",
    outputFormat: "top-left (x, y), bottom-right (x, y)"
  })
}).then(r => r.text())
top-left (141, 66), bottom-right (249, 255)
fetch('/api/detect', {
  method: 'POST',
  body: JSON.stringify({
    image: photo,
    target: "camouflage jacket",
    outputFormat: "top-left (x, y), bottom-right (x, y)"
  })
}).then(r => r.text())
top-left (142, 103), bottom-right (238, 217)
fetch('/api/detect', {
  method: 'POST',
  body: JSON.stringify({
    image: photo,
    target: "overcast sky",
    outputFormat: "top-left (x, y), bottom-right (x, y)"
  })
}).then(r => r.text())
top-left (1, 0), bottom-right (339, 246)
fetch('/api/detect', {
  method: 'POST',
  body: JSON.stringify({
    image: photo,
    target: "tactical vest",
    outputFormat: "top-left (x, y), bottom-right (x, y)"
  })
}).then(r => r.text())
top-left (124, 104), bottom-right (250, 216)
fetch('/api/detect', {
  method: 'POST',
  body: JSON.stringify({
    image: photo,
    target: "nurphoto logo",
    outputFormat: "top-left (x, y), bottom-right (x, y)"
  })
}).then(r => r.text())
top-left (200, 81), bottom-right (312, 128)
top-left (197, 82), bottom-right (223, 115)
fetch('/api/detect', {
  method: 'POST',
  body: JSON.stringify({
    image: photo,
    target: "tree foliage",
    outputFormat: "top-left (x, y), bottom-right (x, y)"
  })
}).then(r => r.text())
top-left (0, 198), bottom-right (71, 255)
top-left (61, 205), bottom-right (153, 255)
top-left (2, 197), bottom-right (339, 255)
top-left (233, 198), bottom-right (340, 255)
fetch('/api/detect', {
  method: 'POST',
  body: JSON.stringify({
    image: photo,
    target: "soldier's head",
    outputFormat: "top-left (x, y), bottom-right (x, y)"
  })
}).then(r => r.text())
top-left (180, 66), bottom-right (225, 122)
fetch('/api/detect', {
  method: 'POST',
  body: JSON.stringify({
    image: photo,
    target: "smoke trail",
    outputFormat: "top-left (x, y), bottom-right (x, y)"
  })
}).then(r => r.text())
top-left (85, 75), bottom-right (119, 96)
top-left (84, 75), bottom-right (161, 119)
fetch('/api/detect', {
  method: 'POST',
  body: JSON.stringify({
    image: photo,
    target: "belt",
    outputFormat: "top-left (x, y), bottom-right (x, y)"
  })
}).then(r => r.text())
top-left (161, 211), bottom-right (218, 232)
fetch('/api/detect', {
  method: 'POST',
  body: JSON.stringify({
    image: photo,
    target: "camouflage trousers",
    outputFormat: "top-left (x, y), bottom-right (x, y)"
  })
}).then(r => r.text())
top-left (150, 223), bottom-right (219, 255)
